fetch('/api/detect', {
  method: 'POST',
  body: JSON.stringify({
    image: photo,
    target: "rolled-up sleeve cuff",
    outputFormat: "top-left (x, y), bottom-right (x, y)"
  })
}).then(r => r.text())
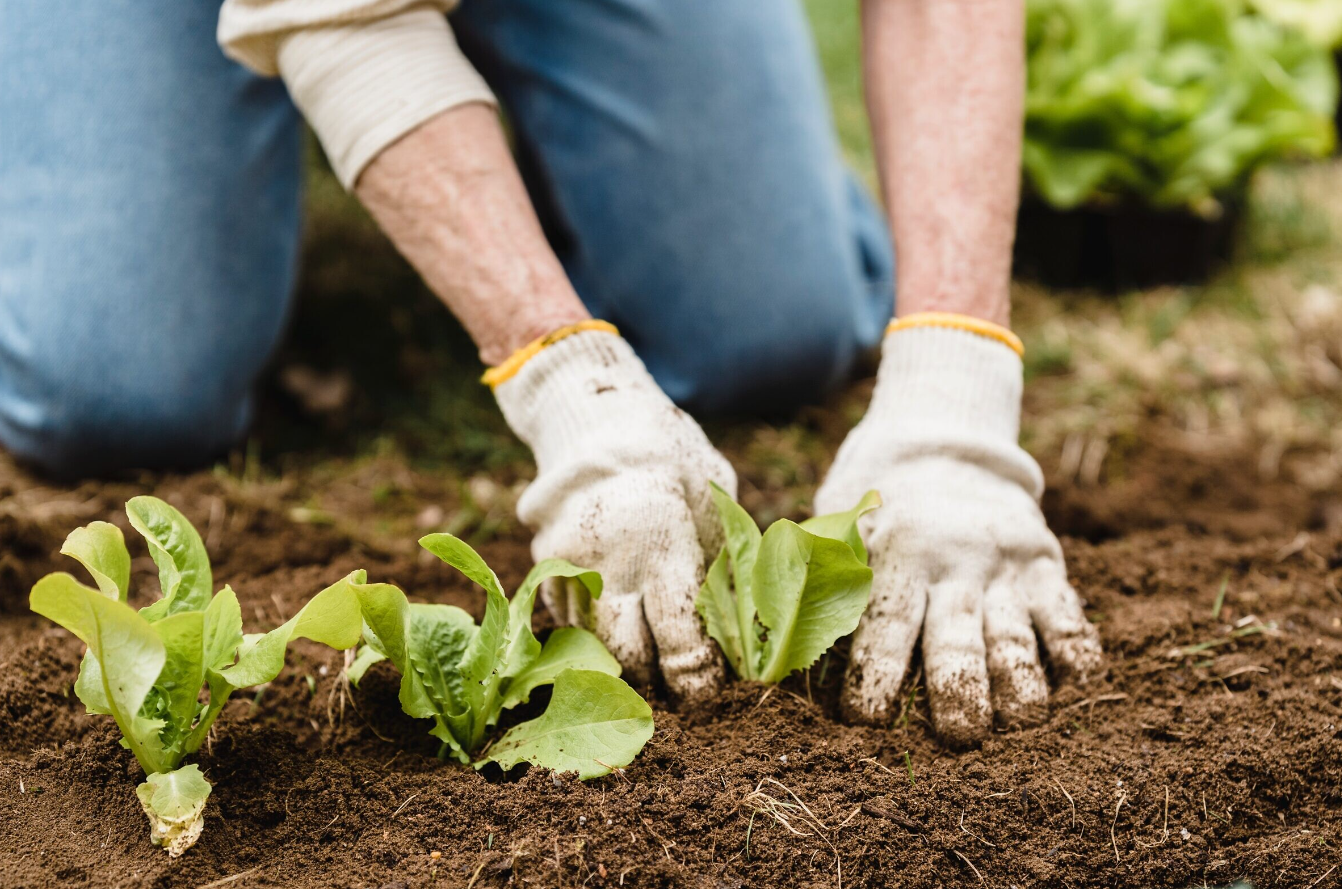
top-left (277, 6), bottom-right (497, 189)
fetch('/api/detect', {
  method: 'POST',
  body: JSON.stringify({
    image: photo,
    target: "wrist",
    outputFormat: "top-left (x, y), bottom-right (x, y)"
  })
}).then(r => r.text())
top-left (477, 305), bottom-right (593, 367)
top-left (493, 330), bottom-right (661, 467)
top-left (873, 322), bottom-right (1025, 444)
top-left (356, 104), bottom-right (591, 367)
top-left (894, 284), bottom-right (1012, 330)
top-left (886, 311), bottom-right (1023, 358)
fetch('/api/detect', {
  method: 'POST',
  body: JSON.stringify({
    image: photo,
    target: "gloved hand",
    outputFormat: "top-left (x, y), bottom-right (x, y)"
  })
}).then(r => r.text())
top-left (815, 315), bottom-right (1102, 746)
top-left (492, 323), bottom-right (735, 703)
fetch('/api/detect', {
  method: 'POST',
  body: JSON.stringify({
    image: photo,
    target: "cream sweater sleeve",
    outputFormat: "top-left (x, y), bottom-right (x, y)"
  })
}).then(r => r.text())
top-left (219, 0), bottom-right (497, 189)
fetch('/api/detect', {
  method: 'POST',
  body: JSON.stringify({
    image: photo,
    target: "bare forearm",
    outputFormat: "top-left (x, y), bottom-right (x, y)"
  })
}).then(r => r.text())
top-left (356, 103), bottom-right (590, 365)
top-left (862, 0), bottom-right (1024, 327)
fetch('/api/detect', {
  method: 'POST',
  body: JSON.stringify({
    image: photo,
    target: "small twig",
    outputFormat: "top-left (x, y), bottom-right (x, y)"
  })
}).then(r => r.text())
top-left (593, 760), bottom-right (630, 783)
top-left (465, 859), bottom-right (489, 889)
top-left (750, 687), bottom-right (776, 714)
top-left (859, 757), bottom-right (896, 776)
top-left (960, 810), bottom-right (996, 847)
top-left (1273, 532), bottom-right (1311, 562)
top-left (952, 849), bottom-right (986, 885)
top-left (1211, 573), bottom-right (1229, 619)
top-left (1137, 787), bottom-right (1170, 848)
top-left (1054, 778), bottom-right (1076, 829)
top-left (1305, 864), bottom-right (1338, 888)
top-left (1064, 693), bottom-right (1129, 712)
top-left (1111, 792), bottom-right (1128, 864)
top-left (1217, 665), bottom-right (1271, 680)
top-left (391, 792), bottom-right (420, 819)
top-left (639, 816), bottom-right (676, 861)
top-left (197, 868), bottom-right (262, 889)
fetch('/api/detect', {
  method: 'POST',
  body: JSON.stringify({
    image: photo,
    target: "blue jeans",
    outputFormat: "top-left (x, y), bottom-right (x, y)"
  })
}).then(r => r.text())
top-left (0, 0), bottom-right (893, 476)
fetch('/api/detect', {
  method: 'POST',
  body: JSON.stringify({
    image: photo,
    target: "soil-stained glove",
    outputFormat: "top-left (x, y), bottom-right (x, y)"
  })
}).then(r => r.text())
top-left (814, 314), bottom-right (1102, 746)
top-left (491, 323), bottom-right (735, 703)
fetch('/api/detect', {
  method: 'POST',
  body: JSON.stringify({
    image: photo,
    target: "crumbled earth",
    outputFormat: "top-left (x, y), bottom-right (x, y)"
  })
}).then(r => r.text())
top-left (0, 432), bottom-right (1339, 889)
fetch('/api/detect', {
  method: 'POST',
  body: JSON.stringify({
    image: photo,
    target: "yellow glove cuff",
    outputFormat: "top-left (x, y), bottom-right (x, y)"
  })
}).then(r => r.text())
top-left (886, 312), bottom-right (1024, 358)
top-left (481, 319), bottom-right (620, 389)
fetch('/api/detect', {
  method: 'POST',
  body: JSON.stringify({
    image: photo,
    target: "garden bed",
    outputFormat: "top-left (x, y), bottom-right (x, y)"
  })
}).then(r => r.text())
top-left (0, 435), bottom-right (1338, 889)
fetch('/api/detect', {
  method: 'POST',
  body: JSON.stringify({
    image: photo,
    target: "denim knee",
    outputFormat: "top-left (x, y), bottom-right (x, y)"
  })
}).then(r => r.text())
top-left (0, 0), bottom-right (302, 477)
top-left (0, 370), bottom-right (253, 479)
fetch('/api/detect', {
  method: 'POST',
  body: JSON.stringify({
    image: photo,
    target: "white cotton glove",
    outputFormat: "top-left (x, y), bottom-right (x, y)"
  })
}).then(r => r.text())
top-left (815, 320), bottom-right (1102, 746)
top-left (493, 327), bottom-right (735, 703)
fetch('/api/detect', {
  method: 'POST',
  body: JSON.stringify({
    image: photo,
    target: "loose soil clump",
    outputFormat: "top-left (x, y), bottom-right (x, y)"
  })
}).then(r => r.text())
top-left (1, 440), bottom-right (1339, 889)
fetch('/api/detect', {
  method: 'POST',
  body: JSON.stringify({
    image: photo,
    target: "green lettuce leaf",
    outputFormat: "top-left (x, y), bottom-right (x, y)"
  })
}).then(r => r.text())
top-left (482, 669), bottom-right (654, 779)
top-left (219, 571), bottom-right (365, 688)
top-left (695, 549), bottom-right (746, 677)
top-left (695, 491), bottom-right (878, 684)
top-left (127, 496), bottom-right (212, 620)
top-left (346, 644), bottom-right (388, 684)
top-left (501, 627), bottom-right (621, 710)
top-left (1024, 0), bottom-right (1337, 210)
top-left (1250, 0), bottom-right (1342, 49)
top-left (30, 573), bottom-right (170, 774)
top-left (753, 523), bottom-right (875, 683)
top-left (202, 585), bottom-right (243, 673)
top-left (350, 533), bottom-right (651, 776)
top-left (33, 498), bottom-right (368, 855)
top-left (708, 484), bottom-right (764, 675)
top-left (410, 603), bottom-right (478, 759)
top-left (148, 610), bottom-right (207, 754)
top-left (419, 533), bottom-right (506, 599)
top-left (798, 490), bottom-right (882, 566)
top-left (60, 522), bottom-right (130, 602)
top-left (503, 559), bottom-right (602, 685)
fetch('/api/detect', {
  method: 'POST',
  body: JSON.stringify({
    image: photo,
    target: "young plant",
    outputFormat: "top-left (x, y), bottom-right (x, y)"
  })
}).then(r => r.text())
top-left (29, 497), bottom-right (364, 856)
top-left (695, 485), bottom-right (880, 684)
top-left (345, 533), bottom-right (654, 779)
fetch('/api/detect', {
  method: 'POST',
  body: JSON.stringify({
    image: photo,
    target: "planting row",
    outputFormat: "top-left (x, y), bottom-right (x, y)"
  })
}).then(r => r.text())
top-left (28, 490), bottom-right (880, 856)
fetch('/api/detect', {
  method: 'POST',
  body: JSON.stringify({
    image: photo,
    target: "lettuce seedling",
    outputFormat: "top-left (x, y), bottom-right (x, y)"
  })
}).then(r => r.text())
top-left (346, 533), bottom-right (653, 779)
top-left (695, 484), bottom-right (880, 683)
top-left (29, 497), bottom-right (364, 856)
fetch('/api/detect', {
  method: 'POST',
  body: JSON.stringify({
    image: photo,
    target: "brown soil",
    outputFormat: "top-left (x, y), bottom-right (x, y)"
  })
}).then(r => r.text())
top-left (1, 437), bottom-right (1340, 889)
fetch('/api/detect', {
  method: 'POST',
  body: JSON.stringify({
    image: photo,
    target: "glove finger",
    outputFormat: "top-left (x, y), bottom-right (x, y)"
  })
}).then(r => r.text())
top-left (1022, 557), bottom-right (1103, 680)
top-left (588, 582), bottom-right (657, 688)
top-left (983, 573), bottom-right (1048, 729)
top-left (684, 449), bottom-right (738, 560)
top-left (639, 501), bottom-right (725, 705)
top-left (841, 565), bottom-right (926, 725)
top-left (922, 575), bottom-right (992, 749)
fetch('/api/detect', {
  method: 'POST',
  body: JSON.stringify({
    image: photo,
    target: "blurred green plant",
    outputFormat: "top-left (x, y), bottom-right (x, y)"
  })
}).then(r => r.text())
top-left (1249, 0), bottom-right (1342, 49)
top-left (1024, 0), bottom-right (1338, 214)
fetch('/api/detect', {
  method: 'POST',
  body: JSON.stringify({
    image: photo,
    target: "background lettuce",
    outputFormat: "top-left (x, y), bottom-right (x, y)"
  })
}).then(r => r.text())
top-left (1024, 0), bottom-right (1338, 212)
top-left (1248, 0), bottom-right (1342, 49)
